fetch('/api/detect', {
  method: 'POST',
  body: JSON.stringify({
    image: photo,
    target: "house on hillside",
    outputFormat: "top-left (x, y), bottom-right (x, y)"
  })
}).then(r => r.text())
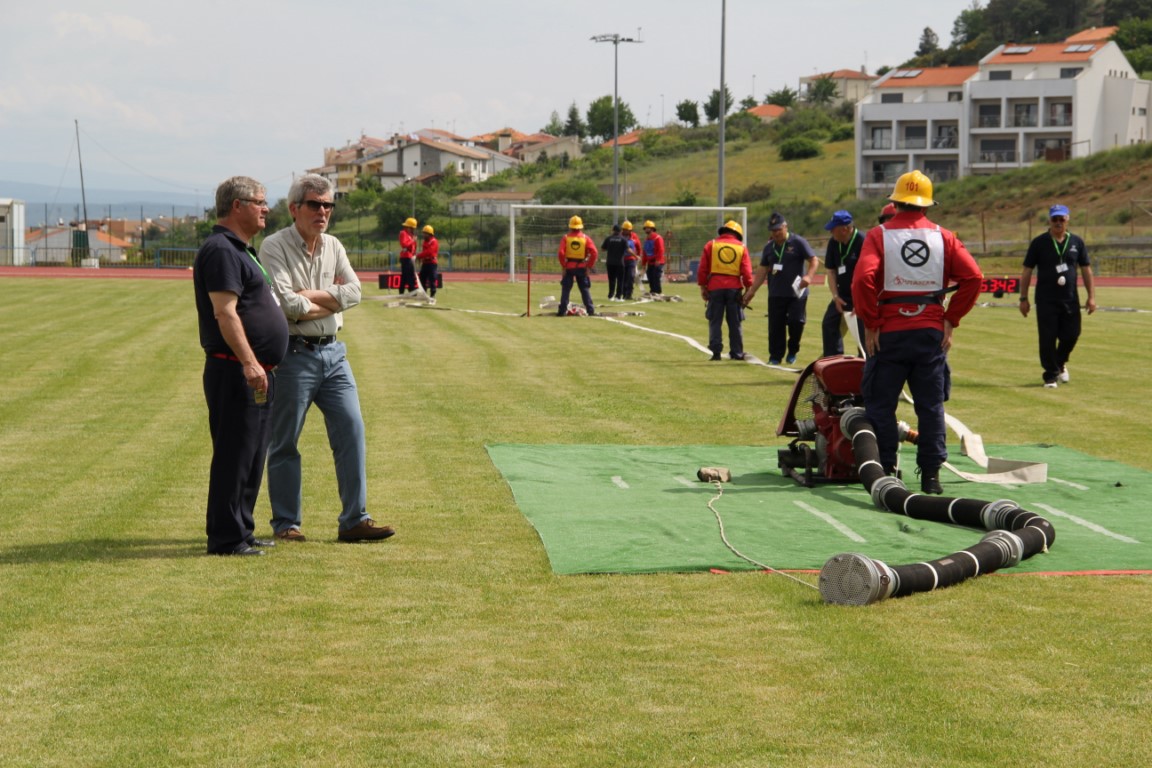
top-left (310, 135), bottom-right (393, 197)
top-left (800, 68), bottom-right (877, 105)
top-left (26, 226), bottom-right (131, 264)
top-left (512, 134), bottom-right (583, 163)
top-left (854, 27), bottom-right (1151, 197)
top-left (746, 104), bottom-right (787, 124)
top-left (449, 191), bottom-right (538, 218)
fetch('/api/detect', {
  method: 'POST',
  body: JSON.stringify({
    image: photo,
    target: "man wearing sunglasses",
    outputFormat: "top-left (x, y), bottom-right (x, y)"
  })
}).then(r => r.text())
top-left (1019, 204), bottom-right (1096, 389)
top-left (259, 174), bottom-right (396, 544)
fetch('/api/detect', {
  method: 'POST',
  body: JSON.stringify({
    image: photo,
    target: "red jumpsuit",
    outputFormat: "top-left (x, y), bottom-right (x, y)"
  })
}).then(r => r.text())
top-left (416, 235), bottom-right (439, 298)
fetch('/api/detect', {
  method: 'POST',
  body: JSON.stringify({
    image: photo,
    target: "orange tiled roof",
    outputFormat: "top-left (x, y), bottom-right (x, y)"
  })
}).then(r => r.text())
top-left (1065, 26), bottom-right (1117, 44)
top-left (747, 104), bottom-right (786, 119)
top-left (876, 66), bottom-right (979, 88)
top-left (985, 41), bottom-right (1100, 65)
top-left (809, 69), bottom-right (876, 81)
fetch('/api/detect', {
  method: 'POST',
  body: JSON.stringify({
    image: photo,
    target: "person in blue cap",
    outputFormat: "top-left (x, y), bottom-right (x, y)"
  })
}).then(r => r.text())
top-left (1019, 204), bottom-right (1096, 388)
top-left (821, 210), bottom-right (865, 357)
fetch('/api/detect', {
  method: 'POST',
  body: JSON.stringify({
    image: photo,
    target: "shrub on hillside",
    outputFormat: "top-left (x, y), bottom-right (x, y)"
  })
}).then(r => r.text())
top-left (728, 181), bottom-right (773, 204)
top-left (778, 138), bottom-right (823, 161)
top-left (830, 123), bottom-right (855, 142)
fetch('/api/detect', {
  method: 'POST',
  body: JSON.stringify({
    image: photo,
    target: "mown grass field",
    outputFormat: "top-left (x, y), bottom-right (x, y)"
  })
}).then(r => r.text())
top-left (0, 275), bottom-right (1149, 767)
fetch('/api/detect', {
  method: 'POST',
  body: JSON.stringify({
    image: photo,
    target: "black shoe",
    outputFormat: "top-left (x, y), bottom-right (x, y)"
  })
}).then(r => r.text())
top-left (210, 543), bottom-right (265, 556)
top-left (729, 352), bottom-right (745, 361)
top-left (710, 351), bottom-right (722, 361)
top-left (917, 467), bottom-right (943, 495)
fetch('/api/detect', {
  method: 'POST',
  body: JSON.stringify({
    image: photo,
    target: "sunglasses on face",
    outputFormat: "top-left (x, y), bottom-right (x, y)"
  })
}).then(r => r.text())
top-left (301, 200), bottom-right (335, 212)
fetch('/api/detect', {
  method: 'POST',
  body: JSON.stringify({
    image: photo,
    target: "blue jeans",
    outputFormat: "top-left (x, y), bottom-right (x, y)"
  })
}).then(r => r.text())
top-left (268, 340), bottom-right (368, 533)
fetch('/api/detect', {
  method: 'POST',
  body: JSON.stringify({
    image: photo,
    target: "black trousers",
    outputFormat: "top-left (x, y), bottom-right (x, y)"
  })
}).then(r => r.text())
top-left (606, 263), bottom-right (625, 298)
top-left (1036, 300), bottom-right (1082, 382)
top-left (767, 295), bottom-right (807, 361)
top-left (419, 261), bottom-right (438, 297)
top-left (559, 268), bottom-right (595, 315)
top-left (822, 300), bottom-right (866, 357)
top-left (622, 260), bottom-right (638, 299)
top-left (706, 288), bottom-right (745, 356)
top-left (203, 356), bottom-right (274, 553)
top-left (399, 258), bottom-right (417, 293)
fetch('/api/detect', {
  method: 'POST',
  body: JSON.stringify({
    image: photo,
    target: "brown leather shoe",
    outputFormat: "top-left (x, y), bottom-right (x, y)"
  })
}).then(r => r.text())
top-left (274, 528), bottom-right (307, 542)
top-left (338, 519), bottom-right (396, 542)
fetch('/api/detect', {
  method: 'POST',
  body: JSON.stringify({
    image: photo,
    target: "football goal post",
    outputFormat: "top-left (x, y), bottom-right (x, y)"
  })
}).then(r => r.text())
top-left (508, 204), bottom-right (748, 282)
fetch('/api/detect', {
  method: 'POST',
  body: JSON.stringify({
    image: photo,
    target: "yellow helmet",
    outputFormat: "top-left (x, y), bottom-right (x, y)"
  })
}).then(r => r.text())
top-left (568, 215), bottom-right (584, 230)
top-left (621, 220), bottom-right (633, 231)
top-left (888, 170), bottom-right (936, 207)
top-left (402, 217), bottom-right (418, 228)
top-left (719, 220), bottom-right (744, 239)
top-left (643, 220), bottom-right (656, 230)
top-left (422, 224), bottom-right (435, 236)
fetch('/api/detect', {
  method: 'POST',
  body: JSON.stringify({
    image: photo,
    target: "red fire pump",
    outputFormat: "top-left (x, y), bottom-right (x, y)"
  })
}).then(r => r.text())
top-left (775, 356), bottom-right (916, 487)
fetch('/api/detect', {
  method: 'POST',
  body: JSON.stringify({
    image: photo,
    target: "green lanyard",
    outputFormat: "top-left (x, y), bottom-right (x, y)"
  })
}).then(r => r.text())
top-left (1051, 235), bottom-right (1068, 260)
top-left (773, 238), bottom-right (786, 261)
top-left (247, 247), bottom-right (271, 285)
top-left (838, 230), bottom-right (858, 262)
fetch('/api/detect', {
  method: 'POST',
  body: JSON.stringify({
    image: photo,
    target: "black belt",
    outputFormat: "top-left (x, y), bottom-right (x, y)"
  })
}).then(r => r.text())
top-left (880, 294), bottom-right (942, 306)
top-left (291, 335), bottom-right (337, 347)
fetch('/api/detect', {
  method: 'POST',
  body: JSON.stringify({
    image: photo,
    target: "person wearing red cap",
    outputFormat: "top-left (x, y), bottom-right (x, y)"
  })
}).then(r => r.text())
top-left (878, 203), bottom-right (897, 224)
top-left (698, 220), bottom-right (754, 360)
top-left (1018, 204), bottom-right (1096, 388)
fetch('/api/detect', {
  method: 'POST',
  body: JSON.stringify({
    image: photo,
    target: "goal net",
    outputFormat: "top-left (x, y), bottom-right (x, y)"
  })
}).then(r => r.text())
top-left (508, 204), bottom-right (748, 283)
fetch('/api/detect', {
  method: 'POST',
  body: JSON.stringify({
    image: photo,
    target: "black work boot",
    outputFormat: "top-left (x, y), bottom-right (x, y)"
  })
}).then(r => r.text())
top-left (918, 466), bottom-right (943, 495)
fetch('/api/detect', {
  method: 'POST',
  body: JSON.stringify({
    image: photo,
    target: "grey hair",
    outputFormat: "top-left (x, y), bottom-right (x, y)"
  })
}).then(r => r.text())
top-left (215, 176), bottom-right (265, 218)
top-left (288, 173), bottom-right (334, 205)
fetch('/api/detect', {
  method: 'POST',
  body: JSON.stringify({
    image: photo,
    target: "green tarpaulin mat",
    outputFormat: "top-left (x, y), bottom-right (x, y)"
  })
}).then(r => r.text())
top-left (486, 443), bottom-right (1151, 575)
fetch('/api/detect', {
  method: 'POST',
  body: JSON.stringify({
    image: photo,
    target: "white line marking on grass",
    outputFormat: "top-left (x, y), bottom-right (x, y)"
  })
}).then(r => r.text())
top-left (1033, 503), bottom-right (1140, 544)
top-left (1049, 477), bottom-right (1090, 491)
top-left (611, 476), bottom-right (629, 489)
top-left (674, 476), bottom-right (697, 488)
top-left (793, 500), bottom-right (867, 543)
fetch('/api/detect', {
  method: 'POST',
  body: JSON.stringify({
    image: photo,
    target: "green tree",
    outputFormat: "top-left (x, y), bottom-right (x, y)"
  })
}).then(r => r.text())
top-left (541, 110), bottom-right (565, 136)
top-left (1104, 0), bottom-right (1152, 23)
top-left (564, 102), bottom-right (587, 139)
top-left (805, 76), bottom-right (838, 105)
top-left (703, 85), bottom-right (735, 122)
top-left (586, 95), bottom-right (637, 143)
top-left (917, 27), bottom-right (940, 56)
top-left (766, 86), bottom-right (798, 107)
top-left (740, 96), bottom-right (758, 110)
top-left (951, 2), bottom-right (988, 46)
top-left (536, 179), bottom-right (612, 206)
top-left (675, 99), bottom-right (700, 128)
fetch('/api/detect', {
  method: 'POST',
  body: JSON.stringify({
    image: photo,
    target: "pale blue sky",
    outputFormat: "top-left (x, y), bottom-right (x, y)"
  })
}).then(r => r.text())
top-left (0, 0), bottom-right (976, 199)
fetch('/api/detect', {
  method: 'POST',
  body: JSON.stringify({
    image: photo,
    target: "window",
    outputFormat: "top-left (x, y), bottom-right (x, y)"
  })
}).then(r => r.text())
top-left (871, 160), bottom-right (905, 184)
top-left (1063, 44), bottom-right (1094, 53)
top-left (1012, 103), bottom-right (1038, 127)
top-left (978, 139), bottom-right (1016, 163)
top-left (868, 126), bottom-right (892, 150)
top-left (1048, 102), bottom-right (1072, 126)
top-left (1060, 67), bottom-right (1083, 79)
top-left (880, 93), bottom-right (904, 103)
top-left (891, 70), bottom-right (922, 78)
top-left (1003, 46), bottom-right (1034, 55)
top-left (989, 70), bottom-right (1012, 81)
top-left (948, 91), bottom-right (963, 102)
top-left (977, 104), bottom-right (1001, 128)
top-left (900, 125), bottom-right (927, 149)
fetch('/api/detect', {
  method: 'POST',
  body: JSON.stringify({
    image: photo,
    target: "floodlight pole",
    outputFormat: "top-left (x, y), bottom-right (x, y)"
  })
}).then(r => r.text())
top-left (717, 0), bottom-right (727, 222)
top-left (592, 31), bottom-right (642, 222)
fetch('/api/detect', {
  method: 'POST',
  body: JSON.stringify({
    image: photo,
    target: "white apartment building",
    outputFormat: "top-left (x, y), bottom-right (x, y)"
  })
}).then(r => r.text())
top-left (855, 29), bottom-right (1152, 198)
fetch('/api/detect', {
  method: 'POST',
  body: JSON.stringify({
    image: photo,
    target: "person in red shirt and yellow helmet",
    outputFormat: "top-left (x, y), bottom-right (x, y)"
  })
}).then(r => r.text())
top-left (621, 220), bottom-right (641, 300)
top-left (851, 170), bottom-right (982, 494)
top-left (416, 224), bottom-right (439, 302)
top-left (557, 215), bottom-right (598, 316)
top-left (398, 217), bottom-right (418, 294)
top-left (697, 220), bottom-right (754, 360)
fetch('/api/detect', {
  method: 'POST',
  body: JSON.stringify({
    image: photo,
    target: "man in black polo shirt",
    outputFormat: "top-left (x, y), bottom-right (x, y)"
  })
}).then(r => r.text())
top-left (1019, 204), bottom-right (1097, 388)
top-left (820, 210), bottom-right (865, 357)
top-left (193, 176), bottom-right (288, 556)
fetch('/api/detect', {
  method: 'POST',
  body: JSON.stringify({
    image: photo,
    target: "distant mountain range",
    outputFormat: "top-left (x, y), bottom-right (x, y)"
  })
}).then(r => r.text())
top-left (1, 179), bottom-right (208, 224)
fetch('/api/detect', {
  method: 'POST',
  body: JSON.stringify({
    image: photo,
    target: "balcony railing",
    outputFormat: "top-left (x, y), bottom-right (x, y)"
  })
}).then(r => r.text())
top-left (931, 136), bottom-right (959, 149)
top-left (976, 150), bottom-right (1018, 163)
top-left (1011, 115), bottom-right (1039, 128)
top-left (1046, 115), bottom-right (1073, 127)
top-left (863, 139), bottom-right (893, 150)
top-left (896, 138), bottom-right (928, 149)
top-left (977, 115), bottom-right (1001, 128)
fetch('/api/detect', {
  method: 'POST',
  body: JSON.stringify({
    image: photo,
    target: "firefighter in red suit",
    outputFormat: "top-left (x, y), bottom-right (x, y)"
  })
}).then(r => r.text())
top-left (698, 220), bottom-right (754, 360)
top-left (851, 170), bottom-right (982, 494)
top-left (416, 224), bottom-right (439, 302)
top-left (641, 219), bottom-right (666, 296)
top-left (557, 215), bottom-right (598, 316)
top-left (398, 216), bottom-right (418, 293)
top-left (621, 220), bottom-right (641, 300)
